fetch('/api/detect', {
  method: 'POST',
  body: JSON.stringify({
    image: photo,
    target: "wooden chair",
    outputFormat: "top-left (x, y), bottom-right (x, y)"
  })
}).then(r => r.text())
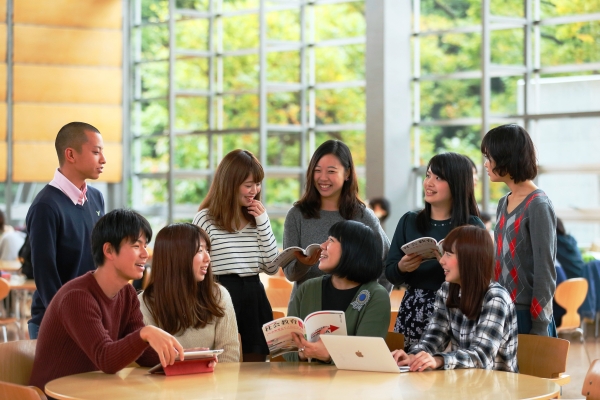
top-left (272, 310), bottom-right (285, 320)
top-left (265, 287), bottom-right (292, 309)
top-left (582, 359), bottom-right (600, 400)
top-left (0, 277), bottom-right (20, 342)
top-left (384, 332), bottom-right (404, 352)
top-left (517, 334), bottom-right (571, 388)
top-left (0, 382), bottom-right (47, 400)
top-left (389, 311), bottom-right (398, 332)
top-left (390, 288), bottom-right (405, 311)
top-left (0, 339), bottom-right (37, 385)
top-left (555, 278), bottom-right (588, 342)
top-left (267, 277), bottom-right (292, 290)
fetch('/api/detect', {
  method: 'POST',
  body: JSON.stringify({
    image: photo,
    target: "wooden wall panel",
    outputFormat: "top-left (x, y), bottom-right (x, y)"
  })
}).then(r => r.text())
top-left (0, 0), bottom-right (5, 23)
top-left (14, 104), bottom-right (122, 142)
top-left (0, 103), bottom-right (6, 141)
top-left (0, 24), bottom-right (6, 62)
top-left (0, 64), bottom-right (5, 101)
top-left (0, 141), bottom-right (5, 181)
top-left (14, 0), bottom-right (122, 29)
top-left (14, 26), bottom-right (121, 67)
top-left (13, 142), bottom-right (122, 183)
top-left (14, 65), bottom-right (122, 104)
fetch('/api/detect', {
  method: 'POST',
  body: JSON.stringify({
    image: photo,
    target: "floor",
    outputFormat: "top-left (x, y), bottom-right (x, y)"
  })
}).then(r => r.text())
top-left (562, 324), bottom-right (598, 399)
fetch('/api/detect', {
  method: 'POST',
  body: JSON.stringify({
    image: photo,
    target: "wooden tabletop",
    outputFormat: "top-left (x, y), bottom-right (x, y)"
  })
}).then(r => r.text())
top-left (45, 363), bottom-right (560, 400)
top-left (0, 260), bottom-right (21, 271)
top-left (10, 279), bottom-right (36, 290)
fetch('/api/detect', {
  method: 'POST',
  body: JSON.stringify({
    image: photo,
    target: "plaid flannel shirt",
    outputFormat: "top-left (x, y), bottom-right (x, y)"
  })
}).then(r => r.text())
top-left (410, 282), bottom-right (518, 372)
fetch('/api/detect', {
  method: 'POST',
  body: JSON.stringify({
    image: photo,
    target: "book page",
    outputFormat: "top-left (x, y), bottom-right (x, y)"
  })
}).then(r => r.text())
top-left (262, 317), bottom-right (305, 357)
top-left (267, 243), bottom-right (320, 269)
top-left (303, 310), bottom-right (347, 342)
top-left (400, 237), bottom-right (441, 260)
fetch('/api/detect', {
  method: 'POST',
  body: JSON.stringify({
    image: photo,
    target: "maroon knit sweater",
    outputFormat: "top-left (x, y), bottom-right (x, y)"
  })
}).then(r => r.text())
top-left (30, 272), bottom-right (159, 391)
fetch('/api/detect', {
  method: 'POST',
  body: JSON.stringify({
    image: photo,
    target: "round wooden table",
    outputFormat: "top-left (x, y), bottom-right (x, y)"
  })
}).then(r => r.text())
top-left (45, 363), bottom-right (560, 400)
top-left (0, 260), bottom-right (21, 272)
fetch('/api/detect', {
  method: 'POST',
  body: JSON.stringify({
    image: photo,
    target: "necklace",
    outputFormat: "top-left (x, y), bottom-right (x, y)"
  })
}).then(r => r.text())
top-left (430, 219), bottom-right (452, 227)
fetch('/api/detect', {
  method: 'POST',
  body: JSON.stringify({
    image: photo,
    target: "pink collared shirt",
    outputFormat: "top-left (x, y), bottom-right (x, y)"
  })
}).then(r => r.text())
top-left (49, 169), bottom-right (88, 206)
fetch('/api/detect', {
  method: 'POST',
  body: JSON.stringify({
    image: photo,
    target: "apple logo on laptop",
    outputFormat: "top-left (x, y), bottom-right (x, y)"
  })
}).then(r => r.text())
top-left (355, 351), bottom-right (364, 358)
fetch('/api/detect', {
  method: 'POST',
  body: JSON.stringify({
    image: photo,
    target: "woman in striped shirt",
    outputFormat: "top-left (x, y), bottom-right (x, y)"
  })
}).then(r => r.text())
top-left (193, 149), bottom-right (278, 362)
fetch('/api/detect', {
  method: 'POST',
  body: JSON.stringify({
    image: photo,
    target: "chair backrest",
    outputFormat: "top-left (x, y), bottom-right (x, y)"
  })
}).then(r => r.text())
top-left (0, 340), bottom-right (37, 385)
top-left (389, 311), bottom-right (398, 332)
top-left (272, 310), bottom-right (285, 320)
top-left (0, 382), bottom-right (47, 400)
top-left (384, 332), bottom-right (405, 352)
top-left (517, 334), bottom-right (569, 378)
top-left (0, 278), bottom-right (10, 301)
top-left (265, 287), bottom-right (292, 308)
top-left (390, 289), bottom-right (405, 311)
top-left (268, 277), bottom-right (292, 290)
top-left (583, 359), bottom-right (600, 400)
top-left (554, 278), bottom-right (589, 329)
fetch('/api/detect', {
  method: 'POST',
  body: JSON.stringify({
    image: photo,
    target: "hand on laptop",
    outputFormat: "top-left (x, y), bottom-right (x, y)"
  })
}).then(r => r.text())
top-left (391, 349), bottom-right (443, 372)
top-left (140, 325), bottom-right (185, 367)
top-left (291, 332), bottom-right (331, 363)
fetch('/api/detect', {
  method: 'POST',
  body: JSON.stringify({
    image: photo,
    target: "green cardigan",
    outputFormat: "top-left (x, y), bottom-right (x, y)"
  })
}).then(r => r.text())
top-left (283, 277), bottom-right (391, 362)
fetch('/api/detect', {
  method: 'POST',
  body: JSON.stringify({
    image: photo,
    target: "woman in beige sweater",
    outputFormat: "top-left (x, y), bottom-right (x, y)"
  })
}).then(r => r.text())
top-left (138, 223), bottom-right (240, 362)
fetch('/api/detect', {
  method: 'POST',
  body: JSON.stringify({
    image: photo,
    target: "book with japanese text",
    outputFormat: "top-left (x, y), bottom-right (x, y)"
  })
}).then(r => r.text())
top-left (401, 237), bottom-right (444, 260)
top-left (267, 243), bottom-right (321, 269)
top-left (262, 310), bottom-right (347, 357)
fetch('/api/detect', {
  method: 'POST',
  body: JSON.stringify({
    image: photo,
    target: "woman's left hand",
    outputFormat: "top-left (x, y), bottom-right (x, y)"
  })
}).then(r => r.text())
top-left (407, 351), bottom-right (443, 372)
top-left (247, 200), bottom-right (266, 217)
top-left (291, 332), bottom-right (331, 362)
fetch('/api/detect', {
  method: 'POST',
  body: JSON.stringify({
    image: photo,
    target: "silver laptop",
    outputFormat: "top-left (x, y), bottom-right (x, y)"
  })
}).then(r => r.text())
top-left (321, 335), bottom-right (409, 373)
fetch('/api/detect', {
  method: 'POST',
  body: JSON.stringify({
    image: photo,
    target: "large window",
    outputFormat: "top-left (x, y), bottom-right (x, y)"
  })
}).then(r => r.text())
top-left (130, 0), bottom-right (367, 242)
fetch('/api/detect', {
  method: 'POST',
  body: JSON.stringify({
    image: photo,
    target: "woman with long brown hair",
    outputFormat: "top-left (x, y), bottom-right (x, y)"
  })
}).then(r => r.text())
top-left (193, 149), bottom-right (278, 362)
top-left (392, 226), bottom-right (518, 372)
top-left (283, 140), bottom-right (391, 296)
top-left (139, 223), bottom-right (240, 362)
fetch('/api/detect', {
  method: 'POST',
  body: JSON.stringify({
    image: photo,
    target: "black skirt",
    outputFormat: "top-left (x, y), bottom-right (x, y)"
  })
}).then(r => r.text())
top-left (216, 274), bottom-right (272, 355)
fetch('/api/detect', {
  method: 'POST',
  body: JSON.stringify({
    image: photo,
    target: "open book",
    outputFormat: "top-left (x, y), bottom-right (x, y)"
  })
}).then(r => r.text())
top-left (401, 237), bottom-right (444, 260)
top-left (262, 310), bottom-right (347, 357)
top-left (267, 243), bottom-right (321, 269)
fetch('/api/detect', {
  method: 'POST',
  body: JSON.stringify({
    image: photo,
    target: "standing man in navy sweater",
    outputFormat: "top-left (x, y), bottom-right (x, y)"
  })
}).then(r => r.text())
top-left (26, 122), bottom-right (107, 339)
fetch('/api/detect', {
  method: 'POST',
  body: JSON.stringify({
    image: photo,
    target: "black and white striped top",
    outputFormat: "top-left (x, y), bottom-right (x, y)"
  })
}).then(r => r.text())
top-left (192, 209), bottom-right (279, 277)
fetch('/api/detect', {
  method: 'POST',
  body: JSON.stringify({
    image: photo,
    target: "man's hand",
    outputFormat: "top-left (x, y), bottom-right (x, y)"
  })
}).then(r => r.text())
top-left (140, 326), bottom-right (184, 367)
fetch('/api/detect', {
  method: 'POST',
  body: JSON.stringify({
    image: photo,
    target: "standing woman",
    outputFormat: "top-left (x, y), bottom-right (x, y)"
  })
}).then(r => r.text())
top-left (283, 140), bottom-right (391, 295)
top-left (385, 152), bottom-right (483, 350)
top-left (139, 224), bottom-right (240, 362)
top-left (481, 124), bottom-right (556, 336)
top-left (193, 149), bottom-right (278, 361)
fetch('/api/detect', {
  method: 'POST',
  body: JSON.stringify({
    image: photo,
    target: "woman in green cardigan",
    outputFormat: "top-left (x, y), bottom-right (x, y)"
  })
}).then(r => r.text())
top-left (285, 220), bottom-right (391, 362)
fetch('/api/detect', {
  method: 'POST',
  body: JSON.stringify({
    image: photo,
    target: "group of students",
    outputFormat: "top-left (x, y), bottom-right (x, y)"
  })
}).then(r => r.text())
top-left (27, 122), bottom-right (557, 391)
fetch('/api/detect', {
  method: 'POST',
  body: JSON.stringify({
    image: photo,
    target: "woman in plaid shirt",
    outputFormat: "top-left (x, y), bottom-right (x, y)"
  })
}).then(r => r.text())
top-left (392, 226), bottom-right (518, 372)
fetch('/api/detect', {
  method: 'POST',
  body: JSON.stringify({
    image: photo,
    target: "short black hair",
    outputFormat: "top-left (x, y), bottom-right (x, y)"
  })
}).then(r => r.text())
top-left (369, 197), bottom-right (391, 222)
top-left (327, 220), bottom-right (382, 284)
top-left (91, 209), bottom-right (152, 267)
top-left (55, 122), bottom-right (101, 166)
top-left (556, 218), bottom-right (566, 236)
top-left (479, 211), bottom-right (492, 224)
top-left (480, 124), bottom-right (537, 183)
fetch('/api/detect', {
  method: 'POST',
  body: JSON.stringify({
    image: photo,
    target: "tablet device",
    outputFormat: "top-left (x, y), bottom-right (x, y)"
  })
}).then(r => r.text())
top-left (148, 349), bottom-right (224, 375)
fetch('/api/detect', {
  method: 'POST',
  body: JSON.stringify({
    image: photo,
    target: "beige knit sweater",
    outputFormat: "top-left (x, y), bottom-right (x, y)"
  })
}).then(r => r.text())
top-left (138, 284), bottom-right (240, 362)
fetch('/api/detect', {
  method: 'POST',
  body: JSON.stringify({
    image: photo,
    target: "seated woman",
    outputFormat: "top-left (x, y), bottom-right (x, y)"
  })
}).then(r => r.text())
top-left (392, 225), bottom-right (518, 372)
top-left (139, 223), bottom-right (240, 362)
top-left (285, 220), bottom-right (391, 362)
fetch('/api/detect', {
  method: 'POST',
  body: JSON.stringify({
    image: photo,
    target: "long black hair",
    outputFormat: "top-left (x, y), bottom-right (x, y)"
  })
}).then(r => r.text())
top-left (416, 152), bottom-right (479, 234)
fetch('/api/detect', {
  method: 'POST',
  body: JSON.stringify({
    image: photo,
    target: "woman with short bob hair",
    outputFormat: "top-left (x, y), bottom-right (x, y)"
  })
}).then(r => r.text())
top-left (392, 226), bottom-right (518, 372)
top-left (481, 124), bottom-right (556, 336)
top-left (284, 220), bottom-right (391, 363)
top-left (193, 149), bottom-right (279, 361)
top-left (385, 152), bottom-right (484, 350)
top-left (139, 223), bottom-right (240, 362)
top-left (283, 140), bottom-right (391, 296)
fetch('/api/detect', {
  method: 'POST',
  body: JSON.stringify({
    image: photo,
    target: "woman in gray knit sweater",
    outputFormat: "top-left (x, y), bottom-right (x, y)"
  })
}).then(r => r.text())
top-left (282, 140), bottom-right (391, 296)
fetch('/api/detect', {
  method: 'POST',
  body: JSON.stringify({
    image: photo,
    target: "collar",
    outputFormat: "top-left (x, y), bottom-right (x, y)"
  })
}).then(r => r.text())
top-left (49, 168), bottom-right (88, 206)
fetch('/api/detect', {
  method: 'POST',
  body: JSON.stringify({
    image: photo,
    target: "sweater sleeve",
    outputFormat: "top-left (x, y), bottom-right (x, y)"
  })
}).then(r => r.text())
top-left (60, 289), bottom-right (153, 373)
top-left (255, 212), bottom-right (279, 275)
top-left (282, 208), bottom-right (314, 282)
top-left (353, 285), bottom-right (391, 339)
top-left (213, 286), bottom-right (241, 362)
top-left (528, 201), bottom-right (557, 336)
top-left (27, 202), bottom-right (63, 309)
top-left (384, 213), bottom-right (410, 286)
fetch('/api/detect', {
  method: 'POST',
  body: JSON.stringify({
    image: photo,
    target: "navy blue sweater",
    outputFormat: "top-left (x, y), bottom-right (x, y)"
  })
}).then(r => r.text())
top-left (26, 185), bottom-right (105, 326)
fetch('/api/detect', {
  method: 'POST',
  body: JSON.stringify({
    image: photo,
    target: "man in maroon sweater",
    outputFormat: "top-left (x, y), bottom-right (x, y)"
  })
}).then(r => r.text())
top-left (30, 209), bottom-right (185, 392)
